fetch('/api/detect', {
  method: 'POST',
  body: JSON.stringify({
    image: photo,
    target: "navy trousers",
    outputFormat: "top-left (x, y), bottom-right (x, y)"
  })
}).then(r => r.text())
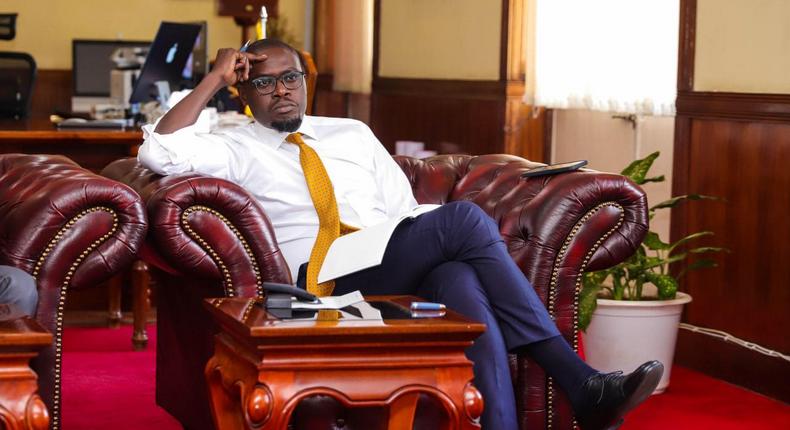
top-left (333, 201), bottom-right (560, 430)
top-left (0, 265), bottom-right (38, 317)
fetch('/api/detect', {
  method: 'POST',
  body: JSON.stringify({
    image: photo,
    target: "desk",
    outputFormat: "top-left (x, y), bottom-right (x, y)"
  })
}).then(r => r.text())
top-left (0, 312), bottom-right (52, 430)
top-left (204, 296), bottom-right (486, 430)
top-left (0, 118), bottom-right (142, 172)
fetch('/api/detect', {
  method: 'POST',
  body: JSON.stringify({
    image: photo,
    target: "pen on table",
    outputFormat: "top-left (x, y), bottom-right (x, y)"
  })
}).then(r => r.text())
top-left (410, 302), bottom-right (446, 311)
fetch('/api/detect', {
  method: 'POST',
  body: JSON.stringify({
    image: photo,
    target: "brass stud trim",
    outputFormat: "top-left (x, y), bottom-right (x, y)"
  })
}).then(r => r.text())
top-left (181, 205), bottom-right (264, 298)
top-left (31, 206), bottom-right (119, 430)
top-left (545, 202), bottom-right (625, 429)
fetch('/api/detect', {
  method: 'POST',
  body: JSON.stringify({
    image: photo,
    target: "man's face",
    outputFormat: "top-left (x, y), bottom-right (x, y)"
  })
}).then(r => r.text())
top-left (240, 46), bottom-right (306, 132)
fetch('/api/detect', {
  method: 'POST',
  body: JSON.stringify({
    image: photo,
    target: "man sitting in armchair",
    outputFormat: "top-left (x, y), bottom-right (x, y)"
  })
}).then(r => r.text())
top-left (138, 39), bottom-right (662, 430)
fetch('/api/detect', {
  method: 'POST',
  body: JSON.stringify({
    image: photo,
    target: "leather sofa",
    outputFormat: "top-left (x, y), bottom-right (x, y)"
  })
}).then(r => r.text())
top-left (102, 153), bottom-right (648, 430)
top-left (0, 154), bottom-right (147, 429)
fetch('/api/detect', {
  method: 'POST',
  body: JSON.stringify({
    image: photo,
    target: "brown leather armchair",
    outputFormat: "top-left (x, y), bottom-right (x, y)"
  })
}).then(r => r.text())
top-left (102, 153), bottom-right (648, 430)
top-left (0, 154), bottom-right (147, 429)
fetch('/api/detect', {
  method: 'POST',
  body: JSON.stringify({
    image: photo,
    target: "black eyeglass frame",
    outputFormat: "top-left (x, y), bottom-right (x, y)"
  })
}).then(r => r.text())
top-left (248, 71), bottom-right (306, 96)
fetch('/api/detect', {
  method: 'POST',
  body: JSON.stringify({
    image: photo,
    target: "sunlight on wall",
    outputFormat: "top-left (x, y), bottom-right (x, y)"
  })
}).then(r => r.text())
top-left (695, 0), bottom-right (790, 93)
top-left (3, 0), bottom-right (239, 69)
top-left (378, 0), bottom-right (501, 80)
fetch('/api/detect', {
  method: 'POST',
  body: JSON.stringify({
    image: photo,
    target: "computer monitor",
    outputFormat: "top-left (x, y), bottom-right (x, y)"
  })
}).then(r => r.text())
top-left (129, 22), bottom-right (202, 104)
top-left (182, 21), bottom-right (208, 85)
top-left (72, 39), bottom-right (151, 97)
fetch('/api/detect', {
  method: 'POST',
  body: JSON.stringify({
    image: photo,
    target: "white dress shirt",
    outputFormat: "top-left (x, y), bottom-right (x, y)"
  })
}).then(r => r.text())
top-left (138, 115), bottom-right (418, 281)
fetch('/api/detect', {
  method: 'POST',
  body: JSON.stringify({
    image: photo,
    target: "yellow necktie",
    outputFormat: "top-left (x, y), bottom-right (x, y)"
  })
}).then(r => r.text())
top-left (286, 132), bottom-right (357, 296)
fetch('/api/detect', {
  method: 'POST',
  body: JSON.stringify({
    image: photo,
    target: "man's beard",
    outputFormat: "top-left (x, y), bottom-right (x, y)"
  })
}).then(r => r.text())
top-left (271, 116), bottom-right (303, 133)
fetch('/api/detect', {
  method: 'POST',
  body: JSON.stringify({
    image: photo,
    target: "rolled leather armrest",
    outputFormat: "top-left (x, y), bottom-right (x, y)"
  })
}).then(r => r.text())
top-left (102, 158), bottom-right (292, 298)
top-left (0, 154), bottom-right (147, 309)
top-left (0, 153), bottom-right (147, 423)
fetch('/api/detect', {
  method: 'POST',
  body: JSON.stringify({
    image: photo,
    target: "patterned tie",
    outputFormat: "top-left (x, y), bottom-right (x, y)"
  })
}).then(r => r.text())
top-left (286, 132), bottom-right (357, 296)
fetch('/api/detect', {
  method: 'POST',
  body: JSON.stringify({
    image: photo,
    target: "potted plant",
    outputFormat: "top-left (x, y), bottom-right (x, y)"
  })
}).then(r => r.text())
top-left (578, 151), bottom-right (726, 393)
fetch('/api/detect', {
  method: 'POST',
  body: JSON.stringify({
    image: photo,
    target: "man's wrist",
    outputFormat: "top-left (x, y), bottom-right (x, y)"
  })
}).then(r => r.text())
top-left (202, 72), bottom-right (228, 92)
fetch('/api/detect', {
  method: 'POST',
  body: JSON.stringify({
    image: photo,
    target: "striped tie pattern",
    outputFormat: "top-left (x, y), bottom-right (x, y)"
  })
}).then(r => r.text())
top-left (286, 132), bottom-right (357, 296)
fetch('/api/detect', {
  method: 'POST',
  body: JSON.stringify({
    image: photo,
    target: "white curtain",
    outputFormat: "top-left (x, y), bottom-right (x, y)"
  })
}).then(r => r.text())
top-left (333, 0), bottom-right (374, 94)
top-left (530, 0), bottom-right (679, 116)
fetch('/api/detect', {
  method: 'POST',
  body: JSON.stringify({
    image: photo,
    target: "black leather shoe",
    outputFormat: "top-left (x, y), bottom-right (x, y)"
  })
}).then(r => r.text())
top-left (575, 360), bottom-right (664, 430)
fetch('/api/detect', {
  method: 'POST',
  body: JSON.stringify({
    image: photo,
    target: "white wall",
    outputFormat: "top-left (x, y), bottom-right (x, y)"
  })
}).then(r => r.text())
top-left (552, 111), bottom-right (675, 241)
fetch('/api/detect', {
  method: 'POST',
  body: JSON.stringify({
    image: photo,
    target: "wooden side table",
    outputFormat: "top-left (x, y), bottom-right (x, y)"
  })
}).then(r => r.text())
top-left (204, 296), bottom-right (486, 430)
top-left (0, 310), bottom-right (53, 430)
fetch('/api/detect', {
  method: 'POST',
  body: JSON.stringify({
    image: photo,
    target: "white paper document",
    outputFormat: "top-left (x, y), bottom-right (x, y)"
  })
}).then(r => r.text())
top-left (317, 204), bottom-right (440, 283)
top-left (291, 290), bottom-right (365, 310)
top-left (349, 301), bottom-right (383, 320)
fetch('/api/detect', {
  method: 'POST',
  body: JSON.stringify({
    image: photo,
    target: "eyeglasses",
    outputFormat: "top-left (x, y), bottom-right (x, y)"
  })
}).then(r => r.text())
top-left (248, 71), bottom-right (305, 95)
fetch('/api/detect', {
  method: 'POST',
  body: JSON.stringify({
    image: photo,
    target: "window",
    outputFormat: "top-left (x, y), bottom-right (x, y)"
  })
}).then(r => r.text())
top-left (528, 0), bottom-right (679, 116)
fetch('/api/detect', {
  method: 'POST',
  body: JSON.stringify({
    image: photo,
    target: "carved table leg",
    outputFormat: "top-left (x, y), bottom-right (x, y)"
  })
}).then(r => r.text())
top-left (131, 260), bottom-right (150, 351)
top-left (0, 316), bottom-right (52, 430)
top-left (388, 392), bottom-right (420, 429)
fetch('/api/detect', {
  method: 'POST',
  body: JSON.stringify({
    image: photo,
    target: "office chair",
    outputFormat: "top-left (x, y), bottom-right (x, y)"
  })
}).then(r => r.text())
top-left (0, 52), bottom-right (37, 118)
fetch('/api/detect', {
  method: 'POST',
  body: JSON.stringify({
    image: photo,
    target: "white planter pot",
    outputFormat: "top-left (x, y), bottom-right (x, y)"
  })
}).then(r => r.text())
top-left (581, 292), bottom-right (692, 394)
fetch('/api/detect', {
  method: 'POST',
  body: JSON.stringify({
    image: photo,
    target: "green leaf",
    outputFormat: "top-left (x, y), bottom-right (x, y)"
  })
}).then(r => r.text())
top-left (621, 151), bottom-right (660, 184)
top-left (583, 270), bottom-right (609, 288)
top-left (643, 231), bottom-right (670, 250)
top-left (668, 231), bottom-right (714, 254)
top-left (645, 272), bottom-right (678, 300)
top-left (678, 259), bottom-right (718, 278)
top-left (650, 194), bottom-right (719, 211)
top-left (641, 175), bottom-right (666, 184)
top-left (611, 272), bottom-right (626, 300)
top-left (688, 246), bottom-right (729, 254)
top-left (578, 282), bottom-right (601, 331)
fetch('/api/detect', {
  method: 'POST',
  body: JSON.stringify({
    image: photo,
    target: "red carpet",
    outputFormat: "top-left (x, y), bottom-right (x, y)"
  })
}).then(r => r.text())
top-left (60, 325), bottom-right (789, 430)
top-left (61, 325), bottom-right (180, 430)
top-left (622, 366), bottom-right (789, 430)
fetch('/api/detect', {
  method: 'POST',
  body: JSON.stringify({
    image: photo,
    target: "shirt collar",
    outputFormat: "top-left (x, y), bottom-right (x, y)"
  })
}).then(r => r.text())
top-left (251, 116), bottom-right (318, 150)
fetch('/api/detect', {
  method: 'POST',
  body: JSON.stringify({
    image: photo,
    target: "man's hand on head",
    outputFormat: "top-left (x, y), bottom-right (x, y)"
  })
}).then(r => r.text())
top-left (153, 47), bottom-right (266, 134)
top-left (211, 48), bottom-right (268, 88)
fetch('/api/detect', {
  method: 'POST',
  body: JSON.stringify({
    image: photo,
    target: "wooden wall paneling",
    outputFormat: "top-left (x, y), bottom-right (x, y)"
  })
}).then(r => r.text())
top-left (685, 119), bottom-right (790, 351)
top-left (313, 0), bottom-right (335, 74)
top-left (313, 74), bottom-right (347, 118)
top-left (672, 0), bottom-right (790, 402)
top-left (677, 0), bottom-right (696, 92)
top-left (30, 69), bottom-right (72, 120)
top-left (370, 79), bottom-right (506, 155)
top-left (676, 91), bottom-right (790, 122)
top-left (504, 99), bottom-right (550, 163)
top-left (674, 118), bottom-right (790, 402)
top-left (669, 115), bottom-right (692, 245)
